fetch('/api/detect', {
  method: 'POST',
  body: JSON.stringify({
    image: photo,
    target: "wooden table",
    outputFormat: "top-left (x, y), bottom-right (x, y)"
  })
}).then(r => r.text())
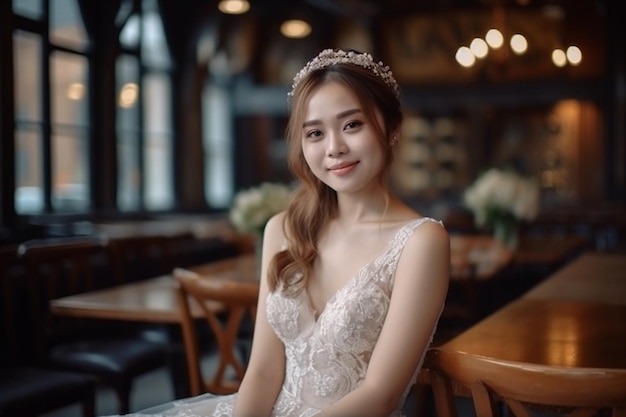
top-left (442, 298), bottom-right (626, 369)
top-left (50, 254), bottom-right (259, 399)
top-left (523, 252), bottom-right (626, 305)
top-left (50, 254), bottom-right (258, 323)
top-left (440, 252), bottom-right (626, 370)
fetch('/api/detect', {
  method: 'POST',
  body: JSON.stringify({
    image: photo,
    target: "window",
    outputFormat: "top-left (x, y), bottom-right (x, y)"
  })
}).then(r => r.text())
top-left (14, 0), bottom-right (91, 214)
top-left (203, 84), bottom-right (234, 208)
top-left (14, 30), bottom-right (43, 213)
top-left (51, 51), bottom-right (89, 211)
top-left (11, 0), bottom-right (176, 216)
top-left (117, 0), bottom-right (174, 211)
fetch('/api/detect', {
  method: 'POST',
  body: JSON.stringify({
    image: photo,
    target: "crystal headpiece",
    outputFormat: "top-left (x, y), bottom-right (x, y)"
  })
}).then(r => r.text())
top-left (289, 49), bottom-right (400, 99)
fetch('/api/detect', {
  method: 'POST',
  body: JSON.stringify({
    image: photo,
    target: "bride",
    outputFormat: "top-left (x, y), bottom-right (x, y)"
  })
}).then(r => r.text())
top-left (106, 48), bottom-right (450, 417)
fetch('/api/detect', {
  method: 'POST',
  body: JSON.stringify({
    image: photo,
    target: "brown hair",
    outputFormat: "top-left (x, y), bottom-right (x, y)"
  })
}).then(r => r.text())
top-left (267, 58), bottom-right (403, 294)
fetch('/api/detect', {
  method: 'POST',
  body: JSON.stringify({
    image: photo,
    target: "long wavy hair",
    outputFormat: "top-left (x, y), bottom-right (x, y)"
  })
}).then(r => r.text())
top-left (267, 59), bottom-right (403, 294)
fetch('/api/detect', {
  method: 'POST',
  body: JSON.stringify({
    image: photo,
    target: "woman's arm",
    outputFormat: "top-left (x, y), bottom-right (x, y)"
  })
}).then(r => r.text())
top-left (232, 213), bottom-right (288, 417)
top-left (317, 221), bottom-right (450, 417)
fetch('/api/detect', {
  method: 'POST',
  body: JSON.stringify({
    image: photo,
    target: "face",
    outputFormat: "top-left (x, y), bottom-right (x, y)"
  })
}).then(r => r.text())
top-left (301, 81), bottom-right (386, 195)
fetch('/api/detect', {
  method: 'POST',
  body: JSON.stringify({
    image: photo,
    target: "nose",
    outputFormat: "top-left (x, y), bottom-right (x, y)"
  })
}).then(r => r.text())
top-left (326, 131), bottom-right (348, 157)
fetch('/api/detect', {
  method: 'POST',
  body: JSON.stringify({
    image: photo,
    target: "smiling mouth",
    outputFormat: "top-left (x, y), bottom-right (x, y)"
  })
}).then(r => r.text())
top-left (328, 161), bottom-right (359, 174)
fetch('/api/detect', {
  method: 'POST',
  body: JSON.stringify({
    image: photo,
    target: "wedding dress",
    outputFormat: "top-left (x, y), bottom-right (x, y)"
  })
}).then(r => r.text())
top-left (104, 217), bottom-right (443, 417)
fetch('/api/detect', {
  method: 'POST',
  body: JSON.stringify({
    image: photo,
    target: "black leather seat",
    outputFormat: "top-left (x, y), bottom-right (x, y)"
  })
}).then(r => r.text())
top-left (0, 367), bottom-right (96, 417)
top-left (17, 237), bottom-right (167, 415)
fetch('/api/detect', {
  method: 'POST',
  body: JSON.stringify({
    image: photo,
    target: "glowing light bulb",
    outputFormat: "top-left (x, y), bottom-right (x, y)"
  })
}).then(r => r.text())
top-left (510, 34), bottom-right (528, 55)
top-left (485, 29), bottom-right (504, 49)
top-left (217, 0), bottom-right (250, 15)
top-left (455, 46), bottom-right (476, 67)
top-left (280, 19), bottom-right (312, 39)
top-left (552, 49), bottom-right (567, 67)
top-left (566, 45), bottom-right (582, 65)
top-left (470, 38), bottom-right (489, 58)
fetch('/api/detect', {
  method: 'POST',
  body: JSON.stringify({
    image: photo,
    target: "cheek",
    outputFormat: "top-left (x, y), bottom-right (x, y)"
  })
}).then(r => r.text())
top-left (364, 140), bottom-right (387, 171)
top-left (301, 142), bottom-right (321, 167)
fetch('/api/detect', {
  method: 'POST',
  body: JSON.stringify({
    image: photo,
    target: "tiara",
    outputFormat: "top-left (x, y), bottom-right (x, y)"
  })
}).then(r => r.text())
top-left (289, 49), bottom-right (400, 99)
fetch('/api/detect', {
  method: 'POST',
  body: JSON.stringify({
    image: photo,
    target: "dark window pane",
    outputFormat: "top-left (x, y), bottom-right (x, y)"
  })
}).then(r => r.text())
top-left (15, 128), bottom-right (44, 214)
top-left (116, 54), bottom-right (140, 129)
top-left (52, 130), bottom-right (89, 212)
top-left (141, 0), bottom-right (171, 70)
top-left (14, 31), bottom-right (42, 123)
top-left (120, 13), bottom-right (140, 49)
top-left (13, 0), bottom-right (43, 20)
top-left (203, 84), bottom-right (233, 208)
top-left (117, 132), bottom-right (141, 211)
top-left (50, 0), bottom-right (89, 50)
top-left (51, 51), bottom-right (88, 126)
top-left (144, 73), bottom-right (173, 210)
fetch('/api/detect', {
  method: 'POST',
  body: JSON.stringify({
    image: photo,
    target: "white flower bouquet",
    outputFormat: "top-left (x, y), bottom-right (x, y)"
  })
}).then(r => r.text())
top-left (464, 168), bottom-right (540, 245)
top-left (229, 182), bottom-right (293, 234)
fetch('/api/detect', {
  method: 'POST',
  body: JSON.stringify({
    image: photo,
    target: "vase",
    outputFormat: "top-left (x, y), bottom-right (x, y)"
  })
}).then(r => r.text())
top-left (493, 219), bottom-right (518, 249)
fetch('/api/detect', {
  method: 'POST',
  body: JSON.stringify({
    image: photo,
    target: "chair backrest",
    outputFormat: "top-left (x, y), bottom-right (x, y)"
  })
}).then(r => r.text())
top-left (0, 244), bottom-right (26, 365)
top-left (17, 237), bottom-right (110, 363)
top-left (107, 234), bottom-right (193, 285)
top-left (174, 267), bottom-right (259, 395)
top-left (422, 347), bottom-right (626, 417)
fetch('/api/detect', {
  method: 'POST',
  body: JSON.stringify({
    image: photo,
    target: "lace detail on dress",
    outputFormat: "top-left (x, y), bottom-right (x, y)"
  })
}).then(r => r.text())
top-left (266, 217), bottom-right (444, 414)
top-left (105, 217), bottom-right (444, 417)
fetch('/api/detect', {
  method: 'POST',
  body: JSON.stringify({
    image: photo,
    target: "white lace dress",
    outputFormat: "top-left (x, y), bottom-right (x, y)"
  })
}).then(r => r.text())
top-left (105, 217), bottom-right (443, 417)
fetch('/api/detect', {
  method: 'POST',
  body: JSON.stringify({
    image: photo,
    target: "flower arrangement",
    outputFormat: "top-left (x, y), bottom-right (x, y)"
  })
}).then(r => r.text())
top-left (229, 182), bottom-right (293, 235)
top-left (463, 168), bottom-right (540, 247)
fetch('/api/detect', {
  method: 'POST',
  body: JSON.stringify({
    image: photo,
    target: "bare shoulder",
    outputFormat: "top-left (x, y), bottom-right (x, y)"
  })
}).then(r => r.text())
top-left (410, 218), bottom-right (449, 246)
top-left (263, 211), bottom-right (288, 254)
top-left (398, 218), bottom-right (450, 281)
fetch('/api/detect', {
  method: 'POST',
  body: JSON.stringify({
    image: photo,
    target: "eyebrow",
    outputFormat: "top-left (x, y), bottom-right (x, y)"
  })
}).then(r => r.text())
top-left (302, 108), bottom-right (362, 128)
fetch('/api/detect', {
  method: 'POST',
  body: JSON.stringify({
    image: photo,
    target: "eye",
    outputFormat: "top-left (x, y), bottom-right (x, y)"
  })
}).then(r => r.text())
top-left (344, 120), bottom-right (363, 131)
top-left (304, 129), bottom-right (323, 140)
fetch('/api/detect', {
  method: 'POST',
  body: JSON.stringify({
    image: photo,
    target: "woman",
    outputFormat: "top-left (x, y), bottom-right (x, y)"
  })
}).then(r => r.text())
top-left (108, 48), bottom-right (449, 417)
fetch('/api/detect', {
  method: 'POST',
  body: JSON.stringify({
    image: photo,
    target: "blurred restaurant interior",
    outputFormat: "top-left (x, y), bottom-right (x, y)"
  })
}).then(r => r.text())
top-left (1, 0), bottom-right (624, 241)
top-left (1, 0), bottom-right (625, 416)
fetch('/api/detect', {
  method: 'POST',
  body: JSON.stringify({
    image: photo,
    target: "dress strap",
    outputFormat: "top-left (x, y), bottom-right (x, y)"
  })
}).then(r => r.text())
top-left (384, 217), bottom-right (445, 270)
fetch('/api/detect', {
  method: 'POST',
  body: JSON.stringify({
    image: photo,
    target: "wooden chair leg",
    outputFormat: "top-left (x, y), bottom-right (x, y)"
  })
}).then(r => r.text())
top-left (412, 383), bottom-right (433, 417)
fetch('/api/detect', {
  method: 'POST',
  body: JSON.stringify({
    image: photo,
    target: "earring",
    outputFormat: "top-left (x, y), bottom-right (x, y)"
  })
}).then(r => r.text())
top-left (390, 135), bottom-right (399, 146)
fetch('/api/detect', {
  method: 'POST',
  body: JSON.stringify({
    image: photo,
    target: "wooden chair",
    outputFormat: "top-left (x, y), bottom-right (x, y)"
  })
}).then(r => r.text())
top-left (421, 347), bottom-right (626, 417)
top-left (18, 237), bottom-right (167, 414)
top-left (107, 234), bottom-right (184, 285)
top-left (0, 244), bottom-right (96, 417)
top-left (174, 267), bottom-right (259, 395)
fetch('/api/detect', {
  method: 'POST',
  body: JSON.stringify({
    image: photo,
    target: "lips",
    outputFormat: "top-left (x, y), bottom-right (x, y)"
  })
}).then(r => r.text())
top-left (328, 161), bottom-right (359, 174)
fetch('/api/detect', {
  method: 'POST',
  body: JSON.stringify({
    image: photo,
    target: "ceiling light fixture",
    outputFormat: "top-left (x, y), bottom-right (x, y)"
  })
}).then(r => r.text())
top-left (217, 0), bottom-right (250, 15)
top-left (280, 19), bottom-right (311, 39)
top-left (551, 45), bottom-right (582, 67)
top-left (456, 2), bottom-right (582, 70)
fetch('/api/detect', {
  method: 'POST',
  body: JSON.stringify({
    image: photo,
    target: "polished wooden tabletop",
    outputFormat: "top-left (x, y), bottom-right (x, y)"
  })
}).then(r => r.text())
top-left (441, 252), bottom-right (626, 370)
top-left (442, 298), bottom-right (626, 369)
top-left (523, 252), bottom-right (626, 305)
top-left (50, 254), bottom-right (258, 323)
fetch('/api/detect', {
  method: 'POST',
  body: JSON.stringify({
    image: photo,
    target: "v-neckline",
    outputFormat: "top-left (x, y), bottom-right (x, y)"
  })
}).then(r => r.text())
top-left (304, 218), bottom-right (425, 323)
